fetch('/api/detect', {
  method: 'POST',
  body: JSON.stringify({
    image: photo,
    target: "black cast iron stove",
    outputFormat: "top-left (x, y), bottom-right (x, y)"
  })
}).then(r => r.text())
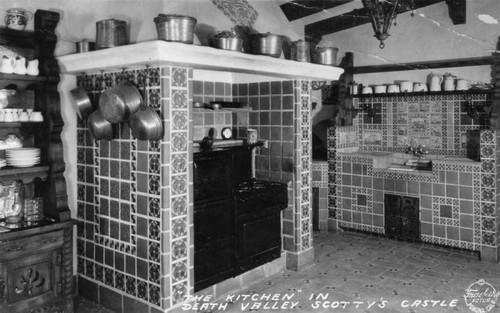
top-left (234, 179), bottom-right (288, 273)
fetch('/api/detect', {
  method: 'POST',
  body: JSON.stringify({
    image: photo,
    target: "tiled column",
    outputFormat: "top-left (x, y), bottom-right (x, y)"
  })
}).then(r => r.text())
top-left (326, 124), bottom-right (337, 231)
top-left (160, 67), bottom-right (193, 310)
top-left (286, 80), bottom-right (314, 270)
top-left (479, 129), bottom-right (498, 262)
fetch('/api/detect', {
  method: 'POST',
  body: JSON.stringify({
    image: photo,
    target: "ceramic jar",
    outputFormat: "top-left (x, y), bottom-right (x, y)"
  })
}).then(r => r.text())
top-left (5, 8), bottom-right (32, 31)
top-left (443, 73), bottom-right (456, 91)
top-left (0, 56), bottom-right (16, 74)
top-left (26, 59), bottom-right (39, 76)
top-left (247, 128), bottom-right (258, 144)
top-left (13, 56), bottom-right (26, 75)
top-left (400, 81), bottom-right (413, 93)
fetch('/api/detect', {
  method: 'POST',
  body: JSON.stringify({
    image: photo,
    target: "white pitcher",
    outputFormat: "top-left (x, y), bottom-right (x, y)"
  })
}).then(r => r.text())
top-left (443, 73), bottom-right (455, 91)
top-left (0, 56), bottom-right (16, 74)
top-left (26, 59), bottom-right (39, 76)
top-left (13, 56), bottom-right (27, 75)
top-left (428, 73), bottom-right (442, 92)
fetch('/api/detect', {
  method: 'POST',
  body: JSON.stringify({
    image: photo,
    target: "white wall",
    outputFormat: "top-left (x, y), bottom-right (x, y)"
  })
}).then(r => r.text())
top-left (321, 0), bottom-right (500, 86)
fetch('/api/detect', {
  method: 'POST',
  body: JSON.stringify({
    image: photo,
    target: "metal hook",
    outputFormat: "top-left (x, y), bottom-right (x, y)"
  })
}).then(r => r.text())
top-left (120, 67), bottom-right (127, 81)
top-left (99, 70), bottom-right (105, 94)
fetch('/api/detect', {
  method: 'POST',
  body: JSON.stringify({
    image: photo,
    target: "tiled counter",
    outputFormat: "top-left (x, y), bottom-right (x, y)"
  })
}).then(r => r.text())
top-left (328, 92), bottom-right (499, 262)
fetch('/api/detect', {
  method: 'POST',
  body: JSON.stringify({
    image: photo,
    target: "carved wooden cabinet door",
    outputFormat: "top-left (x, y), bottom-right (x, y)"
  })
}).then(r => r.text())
top-left (2, 249), bottom-right (62, 313)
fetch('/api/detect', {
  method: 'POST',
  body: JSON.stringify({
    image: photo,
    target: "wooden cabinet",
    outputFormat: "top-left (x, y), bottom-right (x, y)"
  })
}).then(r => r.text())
top-left (0, 10), bottom-right (74, 313)
top-left (0, 222), bottom-right (74, 313)
top-left (0, 10), bottom-right (69, 221)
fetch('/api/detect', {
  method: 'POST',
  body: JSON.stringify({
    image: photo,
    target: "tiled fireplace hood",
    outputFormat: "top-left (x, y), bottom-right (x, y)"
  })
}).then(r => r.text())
top-left (57, 40), bottom-right (344, 80)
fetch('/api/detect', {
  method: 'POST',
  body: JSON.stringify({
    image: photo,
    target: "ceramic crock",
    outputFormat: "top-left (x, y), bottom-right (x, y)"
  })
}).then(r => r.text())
top-left (5, 8), bottom-right (32, 31)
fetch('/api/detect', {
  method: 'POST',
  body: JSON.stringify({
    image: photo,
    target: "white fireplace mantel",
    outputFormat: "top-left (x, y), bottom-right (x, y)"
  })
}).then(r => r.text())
top-left (57, 40), bottom-right (344, 81)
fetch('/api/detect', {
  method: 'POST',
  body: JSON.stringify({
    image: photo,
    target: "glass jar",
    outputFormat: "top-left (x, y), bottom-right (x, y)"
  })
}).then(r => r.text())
top-left (4, 181), bottom-right (24, 224)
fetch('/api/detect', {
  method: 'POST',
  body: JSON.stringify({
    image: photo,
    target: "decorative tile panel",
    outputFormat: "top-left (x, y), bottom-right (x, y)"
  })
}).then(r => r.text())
top-left (76, 67), bottom-right (187, 312)
top-left (162, 66), bottom-right (192, 310)
top-left (357, 94), bottom-right (491, 155)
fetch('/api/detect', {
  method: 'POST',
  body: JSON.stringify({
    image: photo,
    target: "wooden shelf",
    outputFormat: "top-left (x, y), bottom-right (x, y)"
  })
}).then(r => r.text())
top-left (352, 89), bottom-right (495, 98)
top-left (0, 165), bottom-right (49, 183)
top-left (0, 219), bottom-right (76, 238)
top-left (0, 73), bottom-right (50, 83)
top-left (350, 56), bottom-right (495, 74)
top-left (57, 40), bottom-right (344, 81)
top-left (0, 121), bottom-right (45, 128)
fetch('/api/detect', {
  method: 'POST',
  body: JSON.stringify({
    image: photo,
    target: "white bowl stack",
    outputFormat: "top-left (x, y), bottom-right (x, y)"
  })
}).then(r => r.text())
top-left (6, 148), bottom-right (40, 167)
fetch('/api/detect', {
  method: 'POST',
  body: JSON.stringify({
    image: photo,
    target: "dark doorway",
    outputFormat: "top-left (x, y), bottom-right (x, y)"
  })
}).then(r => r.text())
top-left (384, 194), bottom-right (420, 242)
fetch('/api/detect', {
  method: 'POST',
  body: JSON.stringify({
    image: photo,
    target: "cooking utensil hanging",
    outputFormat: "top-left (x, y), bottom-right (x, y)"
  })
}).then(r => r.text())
top-left (99, 76), bottom-right (142, 124)
top-left (87, 72), bottom-right (114, 140)
top-left (129, 66), bottom-right (163, 141)
top-left (70, 81), bottom-right (94, 120)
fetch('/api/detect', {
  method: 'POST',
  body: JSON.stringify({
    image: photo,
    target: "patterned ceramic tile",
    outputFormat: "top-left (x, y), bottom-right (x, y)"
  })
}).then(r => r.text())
top-left (171, 175), bottom-right (188, 195)
top-left (172, 133), bottom-right (188, 152)
top-left (172, 261), bottom-right (188, 283)
top-left (149, 197), bottom-right (160, 218)
top-left (126, 276), bottom-right (136, 296)
top-left (172, 218), bottom-right (187, 239)
top-left (137, 280), bottom-right (148, 300)
top-left (171, 68), bottom-right (188, 87)
top-left (172, 90), bottom-right (188, 109)
top-left (172, 239), bottom-right (188, 260)
top-left (172, 196), bottom-right (188, 217)
top-left (149, 285), bottom-right (160, 306)
top-left (172, 110), bottom-right (188, 130)
top-left (172, 282), bottom-right (187, 305)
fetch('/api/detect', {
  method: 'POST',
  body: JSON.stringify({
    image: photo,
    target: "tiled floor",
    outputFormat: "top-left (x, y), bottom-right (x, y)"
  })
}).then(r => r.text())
top-left (75, 230), bottom-right (500, 313)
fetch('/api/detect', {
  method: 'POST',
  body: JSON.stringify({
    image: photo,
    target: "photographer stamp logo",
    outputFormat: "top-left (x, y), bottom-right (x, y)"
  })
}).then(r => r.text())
top-left (464, 279), bottom-right (500, 313)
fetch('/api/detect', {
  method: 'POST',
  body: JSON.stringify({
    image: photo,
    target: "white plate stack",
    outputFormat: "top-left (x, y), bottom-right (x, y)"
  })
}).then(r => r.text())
top-left (6, 148), bottom-right (40, 167)
top-left (0, 158), bottom-right (6, 168)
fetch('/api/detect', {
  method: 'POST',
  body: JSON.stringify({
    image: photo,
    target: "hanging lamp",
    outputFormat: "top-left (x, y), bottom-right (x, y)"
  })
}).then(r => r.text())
top-left (362, 0), bottom-right (415, 48)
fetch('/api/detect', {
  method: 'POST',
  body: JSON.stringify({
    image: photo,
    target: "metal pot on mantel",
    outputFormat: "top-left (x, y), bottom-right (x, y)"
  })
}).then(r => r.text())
top-left (96, 19), bottom-right (128, 49)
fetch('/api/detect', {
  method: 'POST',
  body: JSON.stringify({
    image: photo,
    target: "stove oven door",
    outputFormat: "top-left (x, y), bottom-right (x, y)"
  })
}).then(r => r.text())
top-left (235, 207), bottom-right (282, 274)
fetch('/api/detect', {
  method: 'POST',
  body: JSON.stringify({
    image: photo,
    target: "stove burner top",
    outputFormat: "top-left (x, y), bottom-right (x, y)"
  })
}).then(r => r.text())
top-left (235, 179), bottom-right (288, 213)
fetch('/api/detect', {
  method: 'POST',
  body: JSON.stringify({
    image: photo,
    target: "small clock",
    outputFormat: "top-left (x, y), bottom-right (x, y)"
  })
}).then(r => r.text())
top-left (221, 127), bottom-right (232, 140)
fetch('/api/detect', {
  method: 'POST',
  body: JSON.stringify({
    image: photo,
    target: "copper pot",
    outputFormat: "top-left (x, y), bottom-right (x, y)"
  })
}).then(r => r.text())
top-left (290, 40), bottom-right (310, 62)
top-left (154, 14), bottom-right (197, 44)
top-left (70, 86), bottom-right (94, 119)
top-left (209, 36), bottom-right (243, 51)
top-left (311, 46), bottom-right (339, 66)
top-left (251, 33), bottom-right (284, 58)
top-left (129, 70), bottom-right (163, 141)
top-left (87, 110), bottom-right (114, 140)
top-left (96, 19), bottom-right (127, 49)
top-left (129, 106), bottom-right (163, 141)
top-left (99, 81), bottom-right (142, 124)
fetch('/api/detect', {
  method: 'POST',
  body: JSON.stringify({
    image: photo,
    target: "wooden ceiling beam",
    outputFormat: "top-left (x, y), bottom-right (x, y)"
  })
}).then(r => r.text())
top-left (446, 0), bottom-right (466, 25)
top-left (305, 0), bottom-right (445, 42)
top-left (280, 0), bottom-right (353, 22)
